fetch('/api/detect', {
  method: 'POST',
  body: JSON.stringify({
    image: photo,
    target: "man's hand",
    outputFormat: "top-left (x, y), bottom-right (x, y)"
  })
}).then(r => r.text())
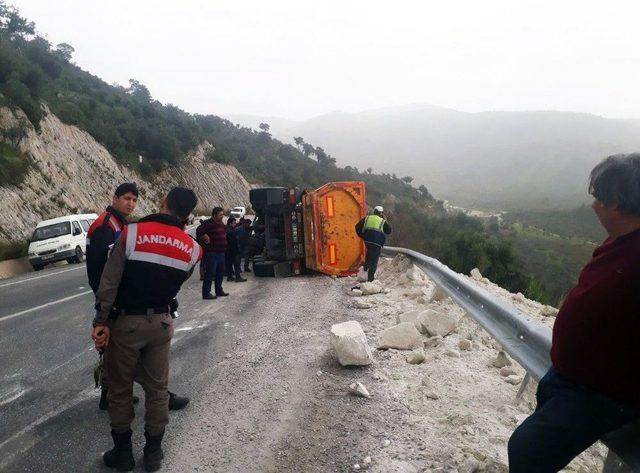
top-left (92, 325), bottom-right (110, 350)
top-left (201, 234), bottom-right (211, 244)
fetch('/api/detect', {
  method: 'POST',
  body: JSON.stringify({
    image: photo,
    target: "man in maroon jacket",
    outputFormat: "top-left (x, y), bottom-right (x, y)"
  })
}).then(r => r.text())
top-left (196, 206), bottom-right (229, 299)
top-left (508, 153), bottom-right (640, 472)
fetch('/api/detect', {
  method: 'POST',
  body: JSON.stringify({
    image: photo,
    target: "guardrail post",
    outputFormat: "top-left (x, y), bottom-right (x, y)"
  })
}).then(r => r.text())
top-left (515, 373), bottom-right (530, 403)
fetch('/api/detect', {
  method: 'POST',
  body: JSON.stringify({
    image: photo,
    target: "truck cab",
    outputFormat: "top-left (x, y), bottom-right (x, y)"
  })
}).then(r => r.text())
top-left (249, 182), bottom-right (366, 277)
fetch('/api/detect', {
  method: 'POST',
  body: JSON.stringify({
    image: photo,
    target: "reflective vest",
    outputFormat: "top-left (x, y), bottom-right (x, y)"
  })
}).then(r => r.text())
top-left (114, 214), bottom-right (202, 309)
top-left (363, 215), bottom-right (385, 233)
top-left (362, 214), bottom-right (387, 246)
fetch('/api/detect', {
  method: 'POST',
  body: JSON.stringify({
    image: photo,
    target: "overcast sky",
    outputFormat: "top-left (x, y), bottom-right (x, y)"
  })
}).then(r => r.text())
top-left (12, 0), bottom-right (640, 120)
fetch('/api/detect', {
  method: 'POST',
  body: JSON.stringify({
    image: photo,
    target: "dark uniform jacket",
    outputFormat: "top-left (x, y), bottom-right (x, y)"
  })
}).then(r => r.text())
top-left (355, 215), bottom-right (392, 247)
top-left (226, 225), bottom-right (240, 256)
top-left (86, 206), bottom-right (127, 293)
top-left (236, 225), bottom-right (250, 254)
top-left (196, 218), bottom-right (227, 253)
top-left (93, 213), bottom-right (202, 325)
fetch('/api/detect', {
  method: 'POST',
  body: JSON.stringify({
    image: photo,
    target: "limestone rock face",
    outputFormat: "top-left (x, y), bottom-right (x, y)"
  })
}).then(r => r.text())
top-left (0, 107), bottom-right (252, 241)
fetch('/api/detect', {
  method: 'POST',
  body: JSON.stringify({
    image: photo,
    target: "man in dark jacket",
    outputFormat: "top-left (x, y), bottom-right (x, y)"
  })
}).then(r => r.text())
top-left (86, 183), bottom-right (136, 293)
top-left (196, 207), bottom-right (229, 299)
top-left (237, 218), bottom-right (252, 272)
top-left (91, 187), bottom-right (201, 472)
top-left (225, 217), bottom-right (247, 282)
top-left (86, 183), bottom-right (190, 412)
top-left (355, 205), bottom-right (392, 282)
top-left (508, 154), bottom-right (640, 472)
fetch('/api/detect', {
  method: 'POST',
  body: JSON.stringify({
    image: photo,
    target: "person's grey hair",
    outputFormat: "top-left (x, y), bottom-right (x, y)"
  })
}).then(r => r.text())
top-left (589, 153), bottom-right (640, 216)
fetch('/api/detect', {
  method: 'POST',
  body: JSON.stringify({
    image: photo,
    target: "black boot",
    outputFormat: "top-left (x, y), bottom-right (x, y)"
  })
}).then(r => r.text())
top-left (103, 429), bottom-right (135, 471)
top-left (168, 391), bottom-right (190, 410)
top-left (143, 429), bottom-right (164, 472)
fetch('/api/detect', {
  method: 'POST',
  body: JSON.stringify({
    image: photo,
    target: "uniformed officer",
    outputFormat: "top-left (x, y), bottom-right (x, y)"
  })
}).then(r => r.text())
top-left (91, 187), bottom-right (201, 472)
top-left (86, 182), bottom-right (190, 411)
top-left (355, 205), bottom-right (392, 282)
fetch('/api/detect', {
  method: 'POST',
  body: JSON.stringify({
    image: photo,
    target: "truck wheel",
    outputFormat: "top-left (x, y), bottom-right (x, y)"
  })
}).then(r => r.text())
top-left (253, 260), bottom-right (277, 277)
top-left (32, 264), bottom-right (45, 271)
top-left (71, 246), bottom-right (84, 264)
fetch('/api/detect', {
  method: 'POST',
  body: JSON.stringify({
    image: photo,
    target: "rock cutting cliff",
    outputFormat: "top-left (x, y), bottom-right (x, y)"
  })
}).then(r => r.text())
top-left (0, 106), bottom-right (252, 241)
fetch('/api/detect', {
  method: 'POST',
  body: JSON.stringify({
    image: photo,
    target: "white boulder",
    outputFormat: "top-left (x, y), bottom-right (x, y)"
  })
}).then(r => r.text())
top-left (417, 308), bottom-right (459, 337)
top-left (492, 350), bottom-right (512, 368)
top-left (379, 322), bottom-right (422, 350)
top-left (330, 321), bottom-right (374, 366)
top-left (349, 381), bottom-right (371, 398)
top-left (360, 280), bottom-right (384, 295)
top-left (406, 349), bottom-right (426, 364)
top-left (430, 285), bottom-right (449, 302)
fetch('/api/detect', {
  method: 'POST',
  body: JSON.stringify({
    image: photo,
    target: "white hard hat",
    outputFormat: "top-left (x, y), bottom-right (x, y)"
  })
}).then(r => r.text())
top-left (374, 206), bottom-right (384, 213)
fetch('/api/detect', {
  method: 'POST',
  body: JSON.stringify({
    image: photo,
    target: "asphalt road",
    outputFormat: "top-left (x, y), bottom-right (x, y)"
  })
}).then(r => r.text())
top-left (0, 260), bottom-right (260, 472)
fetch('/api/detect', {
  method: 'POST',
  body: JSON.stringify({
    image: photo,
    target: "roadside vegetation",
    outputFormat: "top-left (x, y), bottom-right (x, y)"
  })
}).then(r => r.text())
top-left (503, 205), bottom-right (606, 243)
top-left (505, 224), bottom-right (596, 305)
top-left (0, 140), bottom-right (29, 185)
top-left (0, 239), bottom-right (27, 260)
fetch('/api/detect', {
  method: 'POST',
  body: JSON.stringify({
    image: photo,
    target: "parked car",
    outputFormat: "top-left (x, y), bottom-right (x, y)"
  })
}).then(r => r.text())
top-left (230, 206), bottom-right (246, 219)
top-left (27, 213), bottom-right (98, 271)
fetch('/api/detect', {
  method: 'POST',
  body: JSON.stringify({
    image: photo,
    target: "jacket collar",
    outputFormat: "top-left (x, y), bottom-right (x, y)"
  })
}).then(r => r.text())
top-left (138, 213), bottom-right (184, 229)
top-left (106, 205), bottom-right (128, 226)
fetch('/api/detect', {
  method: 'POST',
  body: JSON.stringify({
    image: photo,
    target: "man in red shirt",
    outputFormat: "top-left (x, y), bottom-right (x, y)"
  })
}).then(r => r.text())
top-left (196, 206), bottom-right (229, 299)
top-left (508, 153), bottom-right (640, 471)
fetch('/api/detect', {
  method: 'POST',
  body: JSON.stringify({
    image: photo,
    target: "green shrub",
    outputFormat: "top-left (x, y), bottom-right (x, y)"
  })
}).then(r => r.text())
top-left (0, 239), bottom-right (28, 261)
top-left (0, 141), bottom-right (30, 185)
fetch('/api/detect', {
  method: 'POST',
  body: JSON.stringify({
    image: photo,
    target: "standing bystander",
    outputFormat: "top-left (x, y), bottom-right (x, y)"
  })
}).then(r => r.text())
top-left (197, 207), bottom-right (229, 299)
top-left (508, 153), bottom-right (640, 472)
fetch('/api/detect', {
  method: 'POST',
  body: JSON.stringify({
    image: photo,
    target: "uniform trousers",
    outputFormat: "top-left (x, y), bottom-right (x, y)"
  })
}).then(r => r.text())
top-left (105, 313), bottom-right (174, 436)
top-left (363, 243), bottom-right (382, 282)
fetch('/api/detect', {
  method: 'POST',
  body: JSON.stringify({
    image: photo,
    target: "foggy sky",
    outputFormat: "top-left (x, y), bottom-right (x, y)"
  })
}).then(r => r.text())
top-left (11, 0), bottom-right (640, 120)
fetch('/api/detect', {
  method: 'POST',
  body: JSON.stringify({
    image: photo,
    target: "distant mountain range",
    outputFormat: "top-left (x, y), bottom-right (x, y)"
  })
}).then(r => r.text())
top-left (229, 105), bottom-right (640, 210)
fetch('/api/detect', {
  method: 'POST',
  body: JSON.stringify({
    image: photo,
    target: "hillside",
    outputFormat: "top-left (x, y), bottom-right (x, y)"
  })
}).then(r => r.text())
top-left (232, 105), bottom-right (640, 210)
top-left (0, 4), bottom-right (429, 213)
top-left (0, 105), bottom-right (252, 241)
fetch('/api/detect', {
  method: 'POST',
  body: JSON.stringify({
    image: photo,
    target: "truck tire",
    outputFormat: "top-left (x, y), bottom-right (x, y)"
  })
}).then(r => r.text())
top-left (253, 260), bottom-right (277, 277)
top-left (32, 263), bottom-right (45, 271)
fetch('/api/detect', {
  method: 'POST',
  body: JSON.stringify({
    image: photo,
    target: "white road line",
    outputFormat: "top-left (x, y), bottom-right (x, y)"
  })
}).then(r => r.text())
top-left (0, 265), bottom-right (85, 289)
top-left (0, 290), bottom-right (93, 323)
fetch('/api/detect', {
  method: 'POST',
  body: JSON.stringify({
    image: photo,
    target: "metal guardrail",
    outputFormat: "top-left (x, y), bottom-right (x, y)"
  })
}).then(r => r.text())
top-left (382, 246), bottom-right (639, 472)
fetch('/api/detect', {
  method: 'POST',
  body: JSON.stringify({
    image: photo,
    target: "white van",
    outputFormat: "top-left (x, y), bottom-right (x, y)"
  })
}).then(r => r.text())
top-left (27, 213), bottom-right (98, 271)
top-left (229, 206), bottom-right (246, 219)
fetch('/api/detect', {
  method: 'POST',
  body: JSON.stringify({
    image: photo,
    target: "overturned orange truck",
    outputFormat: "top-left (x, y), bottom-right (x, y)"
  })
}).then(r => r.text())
top-left (249, 182), bottom-right (366, 277)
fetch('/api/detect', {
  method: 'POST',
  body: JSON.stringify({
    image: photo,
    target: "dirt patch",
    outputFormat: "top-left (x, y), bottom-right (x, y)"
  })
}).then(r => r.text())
top-left (0, 257), bottom-right (33, 280)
